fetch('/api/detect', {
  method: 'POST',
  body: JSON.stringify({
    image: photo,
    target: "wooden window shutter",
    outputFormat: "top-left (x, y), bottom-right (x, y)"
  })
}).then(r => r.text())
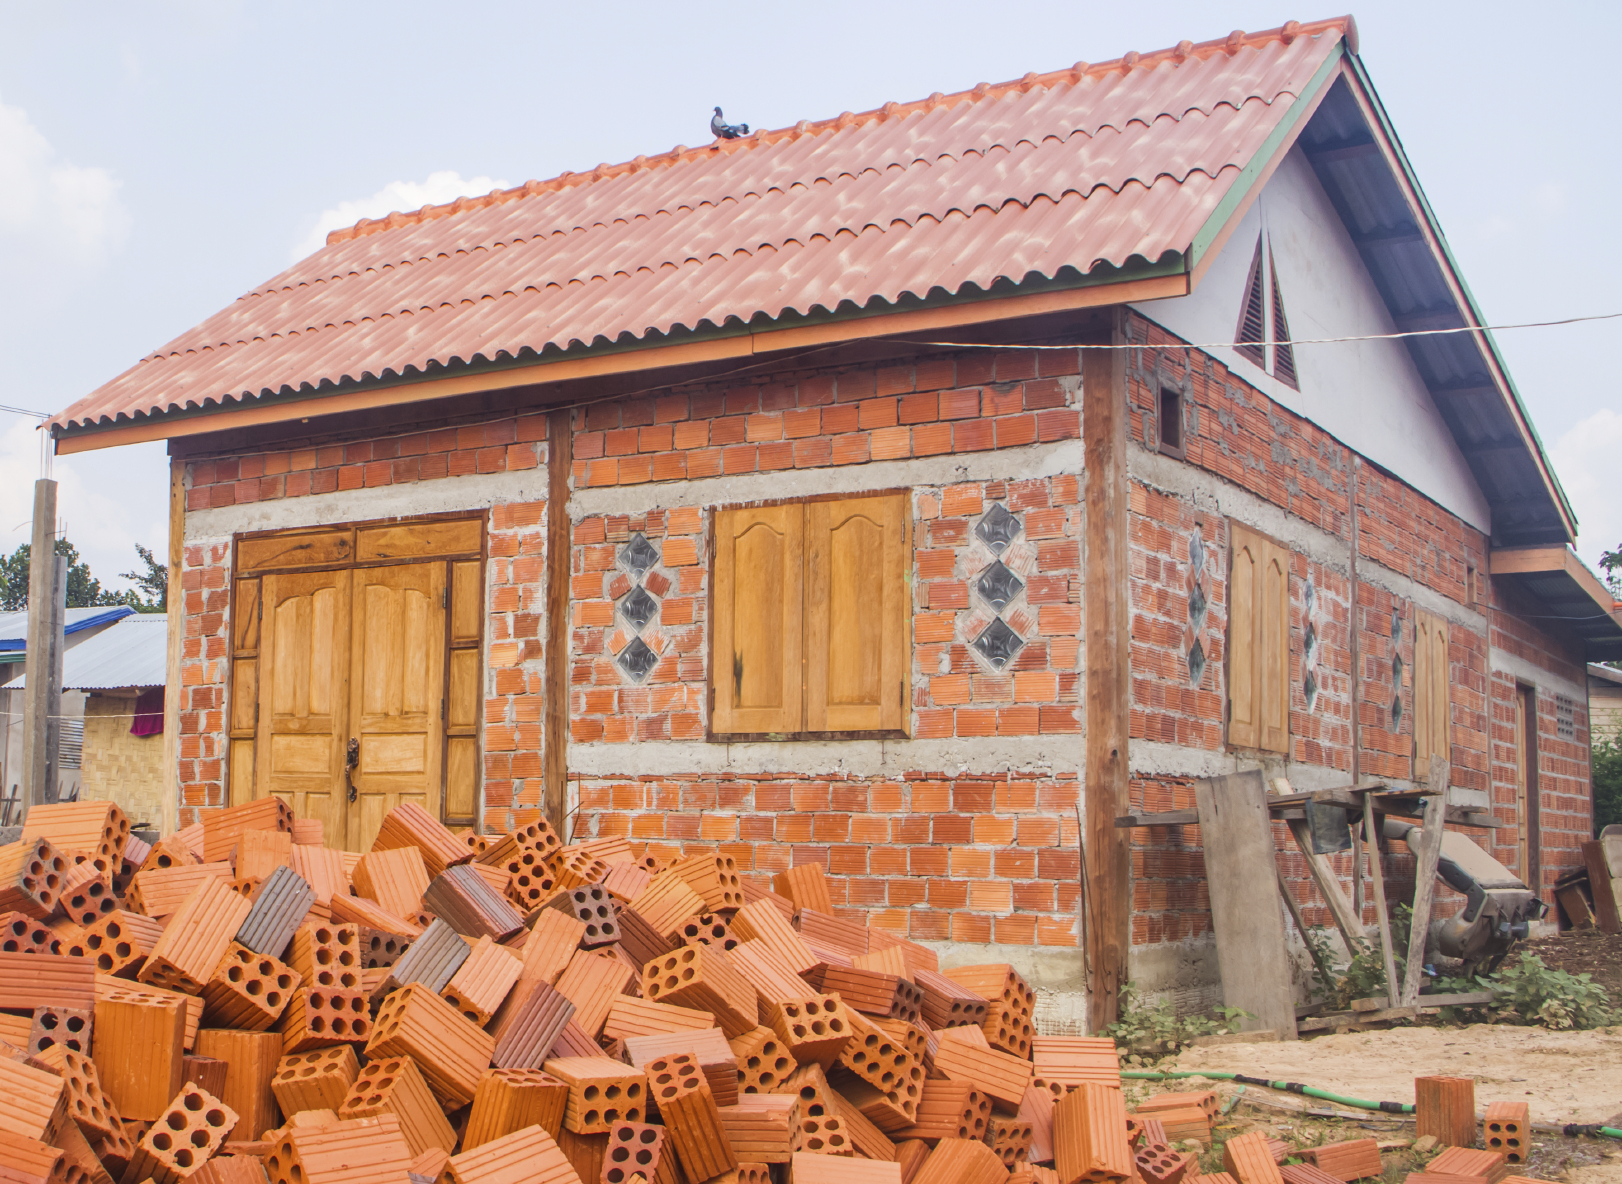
top-left (1414, 610), bottom-right (1450, 779)
top-left (712, 504), bottom-right (804, 734)
top-left (1269, 252), bottom-right (1298, 389)
top-left (1227, 521), bottom-right (1290, 754)
top-left (1257, 538), bottom-right (1291, 753)
top-left (805, 493), bottom-right (910, 733)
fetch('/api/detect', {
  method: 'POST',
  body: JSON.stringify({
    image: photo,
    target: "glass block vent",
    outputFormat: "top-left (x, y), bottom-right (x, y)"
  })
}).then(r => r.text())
top-left (619, 586), bottom-right (659, 631)
top-left (1187, 638), bottom-right (1206, 686)
top-left (974, 561), bottom-right (1024, 612)
top-left (974, 503), bottom-right (1021, 554)
top-left (972, 617), bottom-right (1025, 670)
top-left (616, 637), bottom-right (658, 682)
top-left (619, 532), bottom-right (660, 578)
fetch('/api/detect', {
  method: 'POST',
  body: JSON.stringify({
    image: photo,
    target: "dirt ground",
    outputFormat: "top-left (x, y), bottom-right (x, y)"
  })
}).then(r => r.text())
top-left (1526, 928), bottom-right (1622, 999)
top-left (1162, 1024), bottom-right (1622, 1183)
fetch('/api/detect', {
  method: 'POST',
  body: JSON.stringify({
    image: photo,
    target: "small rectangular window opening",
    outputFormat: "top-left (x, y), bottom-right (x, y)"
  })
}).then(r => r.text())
top-left (1158, 386), bottom-right (1185, 459)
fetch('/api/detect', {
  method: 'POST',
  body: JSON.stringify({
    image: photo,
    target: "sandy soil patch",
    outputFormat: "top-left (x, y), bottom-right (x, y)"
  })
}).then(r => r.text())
top-left (1171, 1023), bottom-right (1622, 1125)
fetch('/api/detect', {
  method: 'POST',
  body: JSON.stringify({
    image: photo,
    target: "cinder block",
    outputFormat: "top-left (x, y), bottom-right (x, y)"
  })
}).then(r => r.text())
top-left (0, 1053), bottom-right (68, 1141)
top-left (278, 988), bottom-right (371, 1055)
top-left (337, 1053), bottom-right (456, 1158)
top-left (1484, 1103), bottom-right (1529, 1165)
top-left (139, 877), bottom-right (254, 995)
top-left (541, 1056), bottom-right (647, 1134)
top-left (446, 1122), bottom-right (581, 1184)
top-left (464, 1067), bottom-right (569, 1149)
top-left (641, 944), bottom-right (756, 1038)
top-left (442, 935), bottom-right (523, 1026)
top-left (367, 983), bottom-right (495, 1108)
top-left (645, 1053), bottom-right (738, 1182)
top-left (28, 1004), bottom-right (92, 1057)
top-left (351, 847), bottom-right (430, 923)
top-left (913, 1137), bottom-right (1012, 1184)
top-left (370, 803), bottom-right (470, 878)
top-left (0, 951), bottom-right (95, 1013)
top-left (124, 1083), bottom-right (239, 1183)
top-left (271, 1045), bottom-right (362, 1122)
top-left (1416, 1077), bottom-right (1477, 1148)
top-left (262, 1112), bottom-right (413, 1184)
top-left (768, 994), bottom-right (851, 1068)
top-left (201, 942), bottom-right (301, 1031)
top-left (93, 993), bottom-right (185, 1122)
top-left (1054, 1081), bottom-right (1134, 1184)
top-left (235, 866), bottom-right (316, 958)
top-left (1222, 1131), bottom-right (1287, 1184)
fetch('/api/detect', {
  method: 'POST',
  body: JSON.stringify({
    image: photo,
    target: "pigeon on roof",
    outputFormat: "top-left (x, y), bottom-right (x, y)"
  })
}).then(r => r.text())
top-left (710, 107), bottom-right (749, 140)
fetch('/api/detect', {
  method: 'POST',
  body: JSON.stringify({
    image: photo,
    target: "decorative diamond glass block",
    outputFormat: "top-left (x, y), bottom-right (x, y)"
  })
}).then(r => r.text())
top-left (1303, 577), bottom-right (1316, 616)
top-left (974, 561), bottom-right (1024, 611)
top-left (619, 586), bottom-right (659, 630)
top-left (619, 532), bottom-right (660, 577)
top-left (1303, 622), bottom-right (1317, 659)
top-left (1188, 580), bottom-right (1207, 631)
top-left (972, 617), bottom-right (1025, 670)
top-left (616, 637), bottom-right (658, 682)
top-left (1187, 638), bottom-right (1206, 687)
top-left (1304, 669), bottom-right (1318, 706)
top-left (974, 503), bottom-right (1021, 554)
top-left (1188, 529), bottom-right (1205, 572)
top-left (1391, 692), bottom-right (1403, 727)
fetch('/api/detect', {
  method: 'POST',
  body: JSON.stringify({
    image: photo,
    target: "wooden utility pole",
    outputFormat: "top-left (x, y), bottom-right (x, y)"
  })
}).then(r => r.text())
top-left (543, 409), bottom-right (573, 840)
top-left (20, 478), bottom-right (57, 820)
top-left (1082, 309), bottom-right (1132, 1032)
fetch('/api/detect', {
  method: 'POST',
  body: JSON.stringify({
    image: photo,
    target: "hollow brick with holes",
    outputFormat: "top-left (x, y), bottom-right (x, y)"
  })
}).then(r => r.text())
top-left (718, 1092), bottom-right (796, 1162)
top-left (445, 1121), bottom-right (581, 1184)
top-left (200, 941), bottom-right (301, 1031)
top-left (1222, 1132), bottom-right (1287, 1184)
top-left (122, 1083), bottom-right (239, 1184)
top-left (541, 1055), bottom-right (647, 1135)
top-left (640, 943), bottom-right (756, 1038)
top-left (544, 884), bottom-right (619, 948)
top-left (367, 983), bottom-right (495, 1109)
top-left (441, 934), bottom-right (524, 1026)
top-left (463, 1067), bottom-right (569, 1149)
top-left (287, 922), bottom-right (361, 990)
top-left (1483, 1104), bottom-right (1529, 1166)
top-left (0, 837), bottom-right (69, 920)
top-left (78, 910), bottom-right (166, 978)
top-left (603, 1120), bottom-right (679, 1184)
top-left (644, 1053), bottom-right (737, 1182)
top-left (263, 1112), bottom-right (414, 1184)
top-left (137, 877), bottom-right (253, 996)
top-left (28, 1004), bottom-right (92, 1057)
top-left (1302, 1140), bottom-right (1383, 1182)
top-left (278, 987), bottom-right (371, 1055)
top-left (337, 1052), bottom-right (457, 1158)
top-left (766, 994), bottom-right (851, 1069)
top-left (272, 1045), bottom-right (361, 1122)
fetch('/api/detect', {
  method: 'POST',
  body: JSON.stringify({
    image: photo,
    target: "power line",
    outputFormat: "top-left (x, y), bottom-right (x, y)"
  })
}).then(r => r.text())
top-left (904, 310), bottom-right (1622, 351)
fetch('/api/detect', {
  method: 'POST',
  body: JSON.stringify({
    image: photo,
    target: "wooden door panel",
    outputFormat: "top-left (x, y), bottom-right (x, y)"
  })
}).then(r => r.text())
top-left (349, 563), bottom-right (446, 853)
top-left (1227, 532), bottom-right (1260, 749)
top-left (256, 570), bottom-right (350, 850)
top-left (712, 505), bottom-right (802, 734)
top-left (450, 561), bottom-right (482, 645)
top-left (357, 519), bottom-right (482, 563)
top-left (1258, 542), bottom-right (1290, 754)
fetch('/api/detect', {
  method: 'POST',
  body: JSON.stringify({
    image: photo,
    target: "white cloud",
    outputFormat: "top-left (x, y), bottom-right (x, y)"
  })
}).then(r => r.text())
top-left (292, 170), bottom-right (510, 262)
top-left (1531, 181), bottom-right (1567, 215)
top-left (0, 95), bottom-right (129, 262)
top-left (1549, 407), bottom-right (1622, 577)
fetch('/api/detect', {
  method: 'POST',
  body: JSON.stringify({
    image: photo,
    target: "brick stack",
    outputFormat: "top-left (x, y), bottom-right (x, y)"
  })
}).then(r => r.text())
top-left (0, 798), bottom-right (1474, 1183)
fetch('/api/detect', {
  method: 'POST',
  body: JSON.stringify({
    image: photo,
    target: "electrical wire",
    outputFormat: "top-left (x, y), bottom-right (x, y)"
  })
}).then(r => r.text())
top-left (902, 310), bottom-right (1622, 352)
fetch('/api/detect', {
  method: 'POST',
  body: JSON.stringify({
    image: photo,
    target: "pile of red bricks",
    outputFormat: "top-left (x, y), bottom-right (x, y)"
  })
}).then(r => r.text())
top-left (0, 801), bottom-right (1558, 1184)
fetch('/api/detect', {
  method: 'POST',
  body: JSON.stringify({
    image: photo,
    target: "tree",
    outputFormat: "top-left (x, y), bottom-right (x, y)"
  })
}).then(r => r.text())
top-left (1603, 542), bottom-right (1621, 597)
top-left (1594, 733), bottom-right (1622, 836)
top-left (119, 545), bottom-right (168, 613)
top-left (0, 539), bottom-right (140, 611)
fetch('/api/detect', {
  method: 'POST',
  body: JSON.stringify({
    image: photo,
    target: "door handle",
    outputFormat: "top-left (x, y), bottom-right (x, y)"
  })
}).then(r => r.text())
top-left (345, 738), bottom-right (360, 803)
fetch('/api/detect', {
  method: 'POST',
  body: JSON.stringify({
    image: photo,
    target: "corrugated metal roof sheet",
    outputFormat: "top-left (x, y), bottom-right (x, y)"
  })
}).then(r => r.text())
top-left (11, 613), bottom-right (166, 691)
top-left (0, 606), bottom-right (136, 650)
top-left (49, 19), bottom-right (1353, 433)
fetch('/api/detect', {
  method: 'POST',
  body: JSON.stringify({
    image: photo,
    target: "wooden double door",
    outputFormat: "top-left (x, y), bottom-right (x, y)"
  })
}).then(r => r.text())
top-left (229, 519), bottom-right (483, 851)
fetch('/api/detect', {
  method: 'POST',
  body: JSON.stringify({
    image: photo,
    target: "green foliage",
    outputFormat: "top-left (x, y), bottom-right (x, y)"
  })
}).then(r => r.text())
top-left (0, 541), bottom-right (161, 612)
top-left (1101, 982), bottom-right (1252, 1057)
top-left (1602, 542), bottom-right (1621, 595)
top-left (1313, 905), bottom-right (1412, 1009)
top-left (1593, 732), bottom-right (1622, 836)
top-left (118, 544), bottom-right (168, 613)
top-left (1303, 927), bottom-right (1339, 1002)
top-left (1487, 954), bottom-right (1616, 1030)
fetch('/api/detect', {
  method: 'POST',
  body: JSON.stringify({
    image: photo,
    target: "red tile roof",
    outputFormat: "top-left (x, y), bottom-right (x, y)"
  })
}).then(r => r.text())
top-left (51, 18), bottom-right (1355, 438)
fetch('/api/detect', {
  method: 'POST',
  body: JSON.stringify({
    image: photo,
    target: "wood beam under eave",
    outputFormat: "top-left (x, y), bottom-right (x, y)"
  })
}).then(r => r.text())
top-left (1302, 139), bottom-right (1381, 164)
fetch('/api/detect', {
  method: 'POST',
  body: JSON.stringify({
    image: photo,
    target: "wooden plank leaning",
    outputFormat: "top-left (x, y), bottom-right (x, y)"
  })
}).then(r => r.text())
top-left (1361, 791), bottom-right (1400, 1008)
top-left (1194, 770), bottom-right (1297, 1039)
top-left (1400, 759), bottom-right (1449, 1006)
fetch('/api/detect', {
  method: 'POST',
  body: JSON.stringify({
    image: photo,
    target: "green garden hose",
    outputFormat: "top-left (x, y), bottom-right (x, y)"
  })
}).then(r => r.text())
top-left (1120, 1070), bottom-right (1622, 1140)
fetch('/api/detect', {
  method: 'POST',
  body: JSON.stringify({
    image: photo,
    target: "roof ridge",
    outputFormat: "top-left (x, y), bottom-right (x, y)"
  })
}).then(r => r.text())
top-left (322, 16), bottom-right (1355, 250)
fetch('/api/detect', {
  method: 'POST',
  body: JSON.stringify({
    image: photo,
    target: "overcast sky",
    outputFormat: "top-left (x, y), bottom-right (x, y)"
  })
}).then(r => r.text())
top-left (1, 0), bottom-right (1616, 592)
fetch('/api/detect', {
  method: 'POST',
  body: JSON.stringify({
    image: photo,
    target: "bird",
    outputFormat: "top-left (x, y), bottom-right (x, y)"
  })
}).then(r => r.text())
top-left (711, 107), bottom-right (750, 140)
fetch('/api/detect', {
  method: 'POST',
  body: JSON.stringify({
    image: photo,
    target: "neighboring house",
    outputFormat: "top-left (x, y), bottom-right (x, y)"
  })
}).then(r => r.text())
top-left (5, 613), bottom-right (167, 826)
top-left (0, 605), bottom-right (135, 814)
top-left (46, 17), bottom-right (1622, 1025)
top-left (1590, 663), bottom-right (1622, 743)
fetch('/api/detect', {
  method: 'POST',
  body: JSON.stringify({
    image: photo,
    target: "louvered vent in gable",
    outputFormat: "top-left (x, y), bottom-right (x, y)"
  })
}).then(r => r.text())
top-left (1270, 252), bottom-right (1298, 389)
top-left (1234, 235), bottom-right (1266, 367)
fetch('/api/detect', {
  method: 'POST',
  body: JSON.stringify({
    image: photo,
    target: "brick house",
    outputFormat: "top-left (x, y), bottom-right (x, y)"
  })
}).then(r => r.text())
top-left (49, 16), bottom-right (1622, 1027)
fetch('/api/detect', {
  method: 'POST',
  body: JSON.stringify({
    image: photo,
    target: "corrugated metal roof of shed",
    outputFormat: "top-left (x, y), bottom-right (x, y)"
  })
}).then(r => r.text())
top-left (11, 613), bottom-right (166, 691)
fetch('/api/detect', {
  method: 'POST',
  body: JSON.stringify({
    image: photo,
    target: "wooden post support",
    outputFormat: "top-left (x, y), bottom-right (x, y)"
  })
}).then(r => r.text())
top-left (20, 479), bottom-right (57, 821)
top-left (544, 409), bottom-right (573, 840)
top-left (1284, 817), bottom-right (1365, 956)
top-left (1401, 760), bottom-right (1449, 1006)
top-left (1275, 866), bottom-right (1335, 989)
top-left (164, 459), bottom-right (183, 837)
top-left (1082, 310), bottom-right (1130, 1032)
top-left (1414, 1076), bottom-right (1475, 1147)
top-left (1361, 793), bottom-right (1399, 1008)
